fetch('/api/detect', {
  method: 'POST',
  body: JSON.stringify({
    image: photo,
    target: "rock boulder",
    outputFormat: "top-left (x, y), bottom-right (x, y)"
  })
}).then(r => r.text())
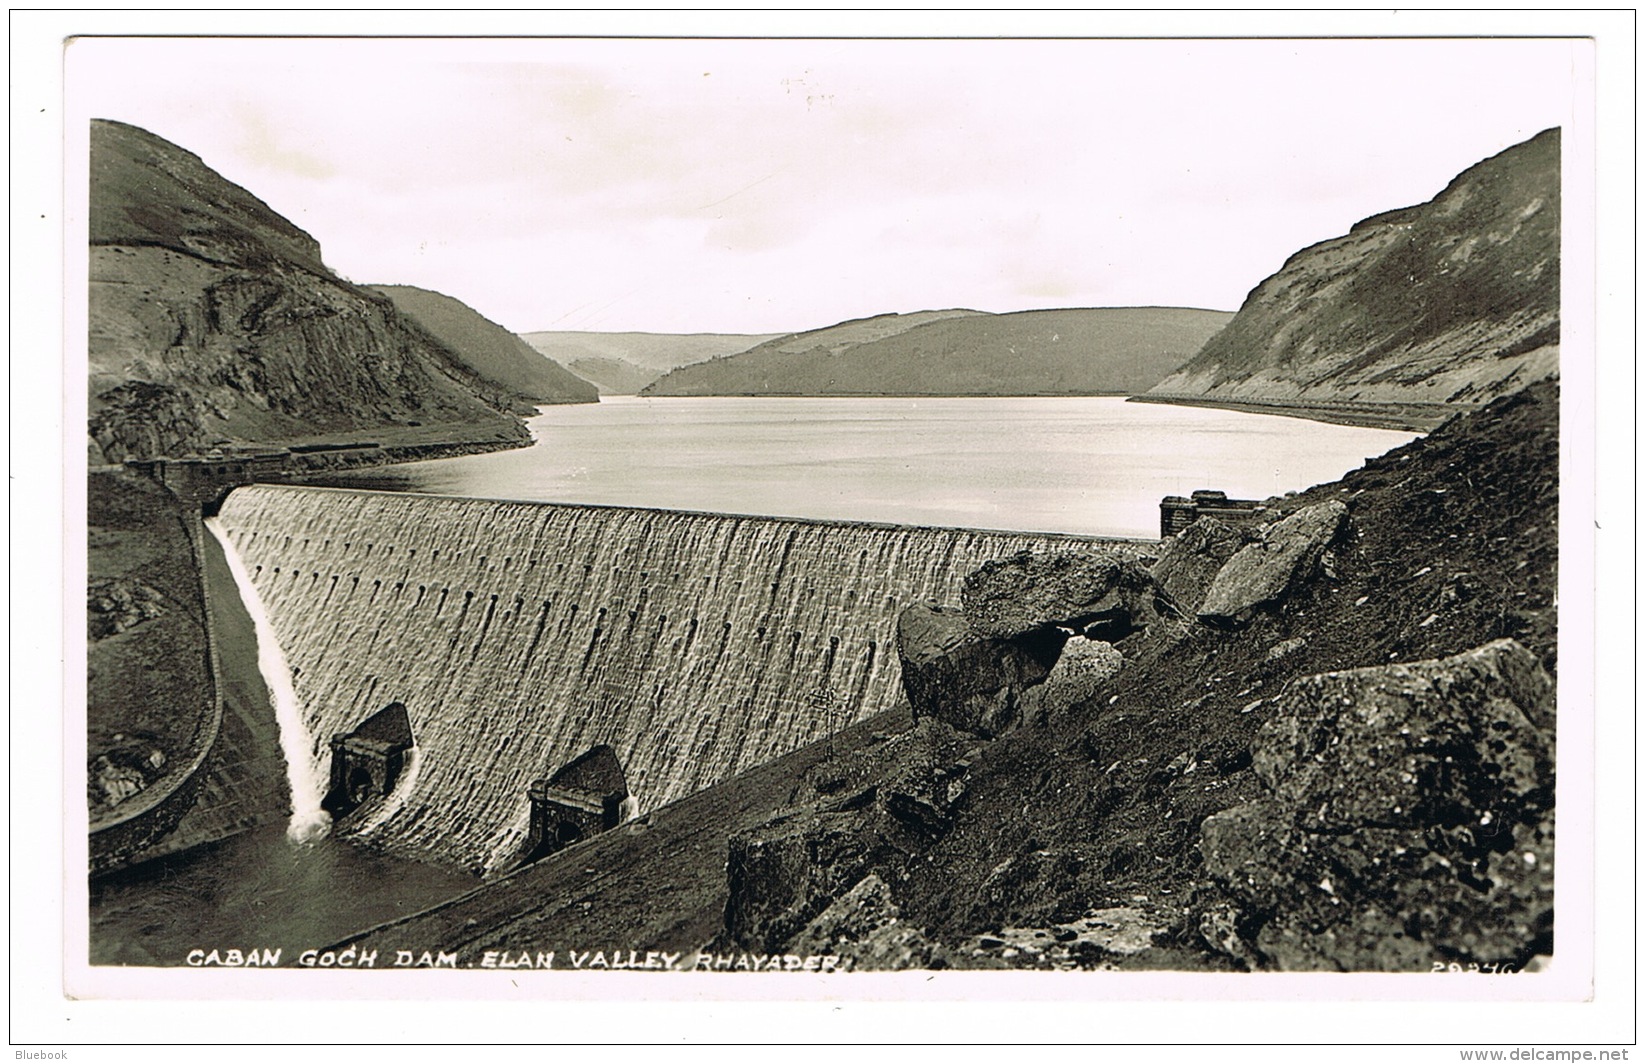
top-left (1255, 638), bottom-right (1554, 829)
top-left (1198, 500), bottom-right (1348, 628)
top-left (896, 604), bottom-right (1063, 738)
top-left (785, 873), bottom-right (946, 970)
top-left (1028, 637), bottom-right (1125, 714)
top-left (962, 551), bottom-right (1170, 641)
top-left (1197, 638), bottom-right (1555, 970)
top-left (1201, 802), bottom-right (1553, 970)
top-left (1150, 516), bottom-right (1253, 616)
top-left (723, 808), bottom-right (882, 953)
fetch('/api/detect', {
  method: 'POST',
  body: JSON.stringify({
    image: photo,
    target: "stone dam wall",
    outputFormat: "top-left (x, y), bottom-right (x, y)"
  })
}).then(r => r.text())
top-left (214, 486), bottom-right (1146, 873)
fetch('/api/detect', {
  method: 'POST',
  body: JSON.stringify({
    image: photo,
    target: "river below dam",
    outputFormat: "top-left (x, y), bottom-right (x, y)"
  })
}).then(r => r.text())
top-left (89, 822), bottom-right (481, 966)
top-left (90, 396), bottom-right (1417, 966)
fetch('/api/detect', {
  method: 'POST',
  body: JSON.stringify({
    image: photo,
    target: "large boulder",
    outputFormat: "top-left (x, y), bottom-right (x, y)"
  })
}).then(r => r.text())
top-left (962, 551), bottom-right (1171, 641)
top-left (1198, 500), bottom-right (1348, 628)
top-left (1255, 639), bottom-right (1554, 829)
top-left (1027, 637), bottom-right (1125, 715)
top-left (1197, 639), bottom-right (1555, 971)
top-left (1149, 516), bottom-right (1253, 615)
top-left (896, 604), bottom-right (1063, 738)
top-left (791, 715), bottom-right (979, 820)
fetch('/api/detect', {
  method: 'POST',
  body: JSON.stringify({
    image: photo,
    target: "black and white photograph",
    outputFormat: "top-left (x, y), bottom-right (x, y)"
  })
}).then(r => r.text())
top-left (14, 9), bottom-right (1634, 1051)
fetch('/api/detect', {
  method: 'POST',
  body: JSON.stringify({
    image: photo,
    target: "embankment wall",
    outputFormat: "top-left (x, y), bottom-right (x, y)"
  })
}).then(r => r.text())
top-left (215, 486), bottom-right (1147, 872)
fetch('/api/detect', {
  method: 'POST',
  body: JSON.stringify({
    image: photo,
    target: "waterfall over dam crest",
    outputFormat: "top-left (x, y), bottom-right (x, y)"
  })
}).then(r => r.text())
top-left (214, 485), bottom-right (1146, 872)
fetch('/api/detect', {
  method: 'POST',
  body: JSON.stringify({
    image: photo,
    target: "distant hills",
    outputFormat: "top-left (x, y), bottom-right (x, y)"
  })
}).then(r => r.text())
top-left (1145, 128), bottom-right (1559, 417)
top-left (641, 307), bottom-right (1233, 397)
top-left (370, 285), bottom-right (597, 406)
top-left (91, 116), bottom-right (1555, 466)
top-left (521, 331), bottom-right (783, 395)
top-left (88, 119), bottom-right (531, 463)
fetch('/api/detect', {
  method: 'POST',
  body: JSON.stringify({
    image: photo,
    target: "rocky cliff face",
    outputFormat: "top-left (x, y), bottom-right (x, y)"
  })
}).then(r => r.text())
top-left (88, 120), bottom-right (529, 464)
top-left (1147, 129), bottom-right (1559, 413)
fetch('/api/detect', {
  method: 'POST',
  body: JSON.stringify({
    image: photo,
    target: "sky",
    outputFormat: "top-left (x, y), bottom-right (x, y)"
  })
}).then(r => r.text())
top-left (67, 35), bottom-right (1583, 336)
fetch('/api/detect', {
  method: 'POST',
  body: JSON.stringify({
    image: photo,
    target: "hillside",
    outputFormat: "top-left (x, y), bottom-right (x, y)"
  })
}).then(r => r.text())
top-left (520, 330), bottom-right (781, 394)
top-left (88, 120), bottom-right (530, 464)
top-left (1145, 129), bottom-right (1559, 420)
top-left (369, 285), bottom-right (597, 405)
top-left (640, 307), bottom-right (1233, 397)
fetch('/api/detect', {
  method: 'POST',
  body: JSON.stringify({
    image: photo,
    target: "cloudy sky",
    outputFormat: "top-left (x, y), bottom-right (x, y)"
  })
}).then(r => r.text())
top-left (67, 35), bottom-right (1582, 335)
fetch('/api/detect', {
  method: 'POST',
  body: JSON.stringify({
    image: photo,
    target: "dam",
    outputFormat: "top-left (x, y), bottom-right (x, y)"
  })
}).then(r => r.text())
top-left (213, 485), bottom-right (1147, 874)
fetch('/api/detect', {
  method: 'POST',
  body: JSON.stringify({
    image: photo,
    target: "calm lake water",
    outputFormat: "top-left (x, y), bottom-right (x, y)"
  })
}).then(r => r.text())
top-left (325, 396), bottom-right (1419, 538)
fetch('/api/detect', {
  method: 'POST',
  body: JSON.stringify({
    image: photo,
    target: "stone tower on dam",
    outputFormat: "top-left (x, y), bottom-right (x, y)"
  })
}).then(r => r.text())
top-left (214, 486), bottom-right (1146, 873)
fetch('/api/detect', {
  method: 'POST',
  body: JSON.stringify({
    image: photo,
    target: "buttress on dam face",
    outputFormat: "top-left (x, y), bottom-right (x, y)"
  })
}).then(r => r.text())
top-left (213, 485), bottom-right (1145, 874)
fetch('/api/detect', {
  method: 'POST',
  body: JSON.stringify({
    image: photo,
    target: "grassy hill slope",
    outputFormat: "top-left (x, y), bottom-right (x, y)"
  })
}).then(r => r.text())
top-left (370, 285), bottom-right (597, 405)
top-left (642, 307), bottom-right (1232, 397)
top-left (1147, 129), bottom-right (1559, 413)
top-left (520, 330), bottom-right (782, 394)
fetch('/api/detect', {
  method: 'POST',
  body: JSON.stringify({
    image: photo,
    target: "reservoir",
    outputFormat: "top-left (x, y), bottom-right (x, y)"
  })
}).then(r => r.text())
top-left (317, 396), bottom-right (1419, 539)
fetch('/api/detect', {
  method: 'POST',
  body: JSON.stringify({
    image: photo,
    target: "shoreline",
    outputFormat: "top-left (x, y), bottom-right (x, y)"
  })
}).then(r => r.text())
top-left (1127, 393), bottom-right (1462, 432)
top-left (579, 390), bottom-right (1454, 433)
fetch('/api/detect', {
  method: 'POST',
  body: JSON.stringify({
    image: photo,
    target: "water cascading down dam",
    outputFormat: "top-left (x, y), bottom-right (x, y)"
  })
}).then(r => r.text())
top-left (214, 485), bottom-right (1146, 873)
